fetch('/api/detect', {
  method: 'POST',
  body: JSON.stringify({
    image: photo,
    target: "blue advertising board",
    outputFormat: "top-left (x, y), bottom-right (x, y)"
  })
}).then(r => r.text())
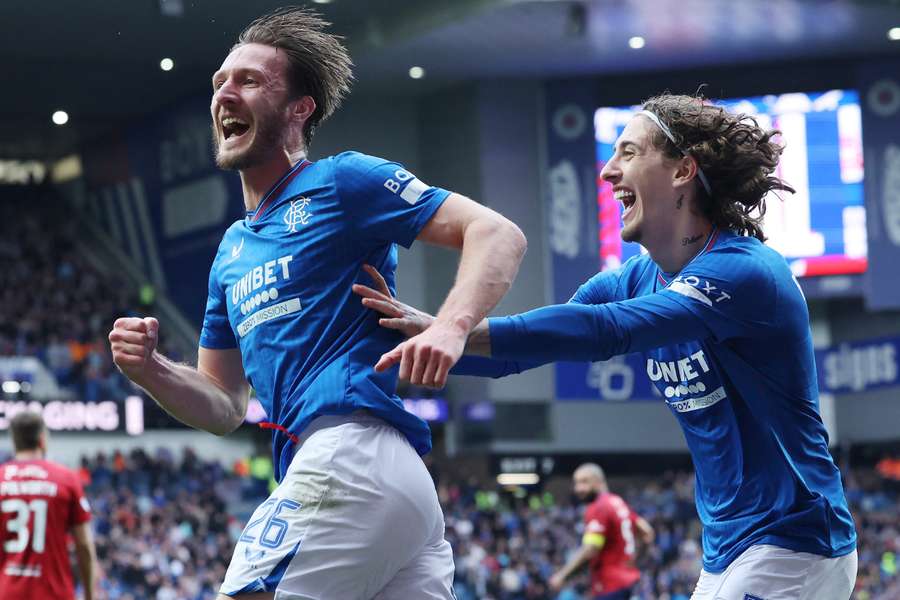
top-left (860, 59), bottom-right (900, 310)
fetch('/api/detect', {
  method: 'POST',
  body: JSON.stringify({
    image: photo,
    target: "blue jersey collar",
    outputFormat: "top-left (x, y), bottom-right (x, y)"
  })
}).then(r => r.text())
top-left (657, 227), bottom-right (721, 286)
top-left (245, 159), bottom-right (312, 224)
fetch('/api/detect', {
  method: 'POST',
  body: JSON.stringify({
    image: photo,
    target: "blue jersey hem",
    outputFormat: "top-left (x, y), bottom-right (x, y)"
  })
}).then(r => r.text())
top-left (702, 535), bottom-right (858, 573)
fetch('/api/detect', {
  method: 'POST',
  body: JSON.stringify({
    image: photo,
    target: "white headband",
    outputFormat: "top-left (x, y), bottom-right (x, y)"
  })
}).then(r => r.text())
top-left (638, 109), bottom-right (712, 196)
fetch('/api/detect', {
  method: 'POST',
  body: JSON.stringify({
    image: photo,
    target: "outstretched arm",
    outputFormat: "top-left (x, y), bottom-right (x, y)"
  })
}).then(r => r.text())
top-left (353, 265), bottom-right (542, 379)
top-left (371, 194), bottom-right (527, 388)
top-left (472, 291), bottom-right (712, 362)
top-left (357, 276), bottom-right (709, 367)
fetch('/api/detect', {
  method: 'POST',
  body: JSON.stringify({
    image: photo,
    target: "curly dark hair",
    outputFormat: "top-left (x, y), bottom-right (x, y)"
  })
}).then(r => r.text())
top-left (641, 94), bottom-right (795, 241)
top-left (237, 7), bottom-right (354, 149)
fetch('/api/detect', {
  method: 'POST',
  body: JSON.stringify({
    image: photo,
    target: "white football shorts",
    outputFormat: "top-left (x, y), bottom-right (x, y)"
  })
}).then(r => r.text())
top-left (690, 543), bottom-right (857, 600)
top-left (220, 411), bottom-right (455, 599)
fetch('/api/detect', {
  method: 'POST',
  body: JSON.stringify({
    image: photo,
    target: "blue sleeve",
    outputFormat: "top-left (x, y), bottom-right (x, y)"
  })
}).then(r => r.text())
top-left (569, 266), bottom-right (625, 303)
top-left (451, 355), bottom-right (546, 378)
top-left (199, 251), bottom-right (237, 350)
top-left (451, 268), bottom-right (627, 378)
top-left (489, 253), bottom-right (776, 362)
top-left (451, 265), bottom-right (637, 377)
top-left (334, 152), bottom-right (450, 248)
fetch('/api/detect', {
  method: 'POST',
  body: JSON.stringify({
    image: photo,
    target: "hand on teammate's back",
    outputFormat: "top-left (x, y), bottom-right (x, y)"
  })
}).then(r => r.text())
top-left (352, 264), bottom-right (434, 338)
top-left (108, 317), bottom-right (160, 383)
top-left (353, 264), bottom-right (463, 389)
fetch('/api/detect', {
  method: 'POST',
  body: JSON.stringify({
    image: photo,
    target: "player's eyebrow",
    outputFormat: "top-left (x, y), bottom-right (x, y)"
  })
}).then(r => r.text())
top-left (615, 140), bottom-right (641, 153)
top-left (211, 67), bottom-right (268, 88)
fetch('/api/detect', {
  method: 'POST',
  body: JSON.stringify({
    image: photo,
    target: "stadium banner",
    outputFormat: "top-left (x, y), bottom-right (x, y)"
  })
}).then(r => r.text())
top-left (860, 59), bottom-right (900, 310)
top-left (557, 356), bottom-right (661, 401)
top-left (0, 396), bottom-right (144, 435)
top-left (543, 79), bottom-right (607, 401)
top-left (815, 335), bottom-right (899, 395)
top-left (543, 79), bottom-right (600, 307)
top-left (80, 95), bottom-right (245, 325)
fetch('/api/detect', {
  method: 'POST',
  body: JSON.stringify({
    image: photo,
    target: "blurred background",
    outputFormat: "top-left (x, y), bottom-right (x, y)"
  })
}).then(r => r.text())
top-left (1, 0), bottom-right (900, 598)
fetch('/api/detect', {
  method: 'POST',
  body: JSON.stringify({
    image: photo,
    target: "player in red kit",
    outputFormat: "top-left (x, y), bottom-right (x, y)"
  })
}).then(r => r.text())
top-left (0, 411), bottom-right (97, 600)
top-left (549, 463), bottom-right (654, 599)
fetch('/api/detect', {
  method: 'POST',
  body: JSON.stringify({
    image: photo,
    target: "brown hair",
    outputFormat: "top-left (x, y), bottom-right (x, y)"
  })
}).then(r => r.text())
top-left (641, 93), bottom-right (795, 241)
top-left (237, 7), bottom-right (353, 149)
top-left (9, 411), bottom-right (45, 452)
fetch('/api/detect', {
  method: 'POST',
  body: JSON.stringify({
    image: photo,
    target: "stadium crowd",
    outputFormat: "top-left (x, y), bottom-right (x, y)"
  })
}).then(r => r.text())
top-left (41, 447), bottom-right (894, 599)
top-left (0, 190), bottom-right (176, 402)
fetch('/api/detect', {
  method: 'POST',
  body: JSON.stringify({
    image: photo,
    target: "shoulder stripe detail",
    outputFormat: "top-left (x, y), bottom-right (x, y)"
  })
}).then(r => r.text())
top-left (669, 281), bottom-right (713, 306)
top-left (400, 178), bottom-right (429, 204)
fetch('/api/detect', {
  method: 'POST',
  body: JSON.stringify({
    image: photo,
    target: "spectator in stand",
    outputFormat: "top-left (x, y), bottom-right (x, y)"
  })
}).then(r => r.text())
top-left (6, 442), bottom-right (890, 600)
top-left (0, 189), bottom-right (180, 401)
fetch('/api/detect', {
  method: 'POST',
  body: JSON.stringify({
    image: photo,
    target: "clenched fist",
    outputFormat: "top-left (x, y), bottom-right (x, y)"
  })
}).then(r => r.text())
top-left (108, 317), bottom-right (159, 383)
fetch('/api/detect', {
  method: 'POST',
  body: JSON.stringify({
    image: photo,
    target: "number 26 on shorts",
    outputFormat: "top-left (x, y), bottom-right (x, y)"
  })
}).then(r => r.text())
top-left (239, 498), bottom-right (302, 549)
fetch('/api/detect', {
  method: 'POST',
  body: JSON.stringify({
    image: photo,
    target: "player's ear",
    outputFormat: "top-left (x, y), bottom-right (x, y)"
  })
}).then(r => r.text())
top-left (291, 95), bottom-right (316, 124)
top-left (673, 155), bottom-right (699, 188)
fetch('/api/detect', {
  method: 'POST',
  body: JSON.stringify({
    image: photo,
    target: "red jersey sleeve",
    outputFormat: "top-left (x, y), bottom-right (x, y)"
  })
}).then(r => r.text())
top-left (67, 474), bottom-right (91, 527)
top-left (583, 499), bottom-right (610, 545)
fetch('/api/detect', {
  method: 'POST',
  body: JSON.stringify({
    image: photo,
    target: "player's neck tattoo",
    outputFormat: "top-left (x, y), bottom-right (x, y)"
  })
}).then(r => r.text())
top-left (682, 233), bottom-right (703, 246)
top-left (675, 194), bottom-right (684, 210)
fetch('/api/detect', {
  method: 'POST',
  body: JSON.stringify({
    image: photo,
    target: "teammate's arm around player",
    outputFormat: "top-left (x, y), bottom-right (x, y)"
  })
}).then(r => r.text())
top-left (72, 521), bottom-right (97, 600)
top-left (373, 192), bottom-right (526, 389)
top-left (109, 317), bottom-right (250, 434)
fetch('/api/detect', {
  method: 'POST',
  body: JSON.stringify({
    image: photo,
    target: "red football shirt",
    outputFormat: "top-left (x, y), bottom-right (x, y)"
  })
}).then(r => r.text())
top-left (583, 492), bottom-right (641, 595)
top-left (0, 459), bottom-right (92, 600)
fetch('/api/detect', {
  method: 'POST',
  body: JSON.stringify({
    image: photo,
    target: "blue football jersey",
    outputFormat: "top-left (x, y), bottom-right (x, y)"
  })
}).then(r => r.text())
top-left (484, 228), bottom-right (856, 572)
top-left (199, 152), bottom-right (449, 481)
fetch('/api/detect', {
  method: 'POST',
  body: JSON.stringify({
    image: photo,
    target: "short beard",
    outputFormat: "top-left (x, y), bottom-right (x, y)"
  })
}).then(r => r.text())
top-left (212, 110), bottom-right (286, 171)
top-left (577, 490), bottom-right (598, 504)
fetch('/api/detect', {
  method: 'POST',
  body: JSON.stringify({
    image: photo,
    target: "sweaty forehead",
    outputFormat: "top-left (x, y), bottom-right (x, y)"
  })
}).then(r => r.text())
top-left (219, 43), bottom-right (287, 76)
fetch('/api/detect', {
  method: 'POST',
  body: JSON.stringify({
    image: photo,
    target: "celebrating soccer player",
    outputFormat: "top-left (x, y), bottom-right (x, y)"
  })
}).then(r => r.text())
top-left (357, 94), bottom-right (858, 599)
top-left (0, 412), bottom-right (97, 600)
top-left (108, 7), bottom-right (525, 599)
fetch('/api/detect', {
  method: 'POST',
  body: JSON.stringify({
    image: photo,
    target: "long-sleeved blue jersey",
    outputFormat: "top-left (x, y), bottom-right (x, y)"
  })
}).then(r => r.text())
top-left (465, 228), bottom-right (856, 572)
top-left (199, 152), bottom-right (449, 482)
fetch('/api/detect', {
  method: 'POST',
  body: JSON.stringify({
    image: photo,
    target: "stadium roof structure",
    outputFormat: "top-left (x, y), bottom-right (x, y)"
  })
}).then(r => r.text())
top-left (3, 0), bottom-right (900, 159)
